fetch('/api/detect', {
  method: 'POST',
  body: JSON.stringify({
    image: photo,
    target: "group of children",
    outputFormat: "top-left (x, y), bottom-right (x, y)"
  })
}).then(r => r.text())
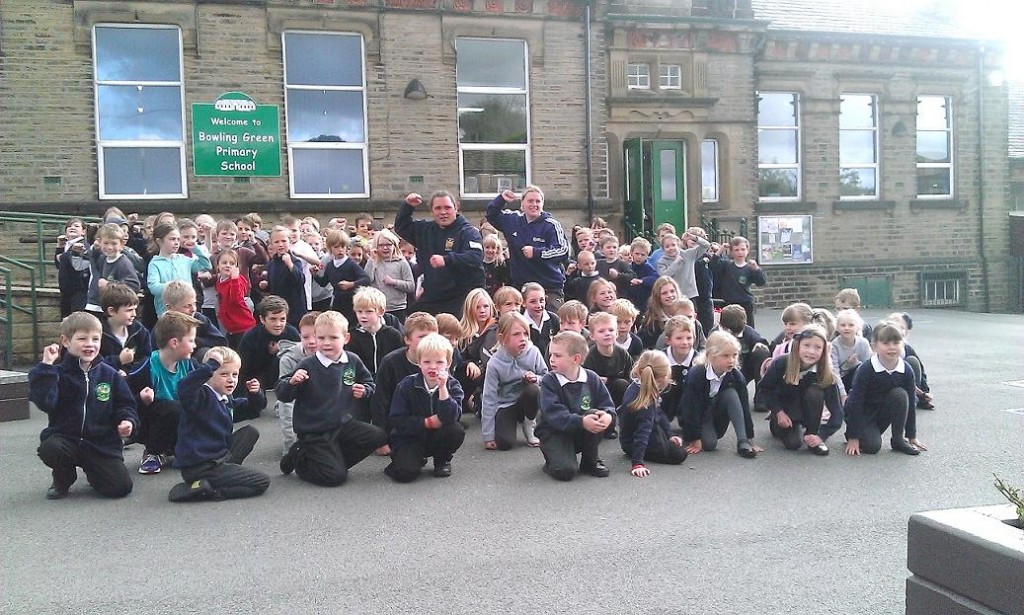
top-left (31, 202), bottom-right (933, 502)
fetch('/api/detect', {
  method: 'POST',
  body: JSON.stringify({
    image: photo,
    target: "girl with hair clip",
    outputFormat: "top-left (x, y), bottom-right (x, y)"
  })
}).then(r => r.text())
top-left (759, 325), bottom-right (842, 455)
top-left (844, 322), bottom-right (925, 457)
top-left (678, 331), bottom-right (760, 459)
top-left (638, 276), bottom-right (681, 349)
top-left (618, 351), bottom-right (687, 477)
top-left (481, 312), bottom-right (549, 450)
top-left (457, 288), bottom-right (498, 414)
top-left (364, 229), bottom-right (415, 323)
top-left (481, 234), bottom-right (511, 297)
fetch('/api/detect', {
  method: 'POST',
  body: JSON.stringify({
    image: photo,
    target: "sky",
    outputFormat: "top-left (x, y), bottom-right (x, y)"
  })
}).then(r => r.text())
top-left (906, 0), bottom-right (1024, 77)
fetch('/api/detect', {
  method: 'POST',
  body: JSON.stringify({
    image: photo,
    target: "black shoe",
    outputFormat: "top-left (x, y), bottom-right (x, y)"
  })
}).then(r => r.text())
top-left (604, 427), bottom-right (618, 440)
top-left (891, 439), bottom-right (920, 456)
top-left (433, 461), bottom-right (452, 478)
top-left (280, 444), bottom-right (300, 475)
top-left (580, 459), bottom-right (610, 477)
top-left (917, 399), bottom-right (935, 410)
top-left (46, 482), bottom-right (69, 500)
top-left (168, 479), bottom-right (221, 502)
top-left (809, 443), bottom-right (830, 456)
top-left (737, 441), bottom-right (758, 459)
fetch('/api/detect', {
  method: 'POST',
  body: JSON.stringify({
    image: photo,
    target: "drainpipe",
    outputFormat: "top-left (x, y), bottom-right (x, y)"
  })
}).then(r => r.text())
top-left (977, 44), bottom-right (991, 312)
top-left (584, 1), bottom-right (595, 223)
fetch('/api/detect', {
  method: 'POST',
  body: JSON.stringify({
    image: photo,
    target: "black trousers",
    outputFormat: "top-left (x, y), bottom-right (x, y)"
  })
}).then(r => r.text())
top-left (622, 422), bottom-right (687, 465)
top-left (741, 346), bottom-right (771, 385)
top-left (37, 435), bottom-right (133, 498)
top-left (138, 399), bottom-right (181, 455)
top-left (693, 296), bottom-right (715, 337)
top-left (494, 383), bottom-right (540, 450)
top-left (605, 378), bottom-right (630, 408)
top-left (539, 429), bottom-right (603, 482)
top-left (768, 386), bottom-right (825, 449)
top-left (293, 421), bottom-right (388, 487)
top-left (386, 423), bottom-right (466, 483)
top-left (859, 388), bottom-right (910, 454)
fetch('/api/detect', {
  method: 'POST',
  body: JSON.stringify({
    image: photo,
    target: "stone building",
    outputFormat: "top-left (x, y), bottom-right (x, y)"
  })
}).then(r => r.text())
top-left (0, 0), bottom-right (1015, 312)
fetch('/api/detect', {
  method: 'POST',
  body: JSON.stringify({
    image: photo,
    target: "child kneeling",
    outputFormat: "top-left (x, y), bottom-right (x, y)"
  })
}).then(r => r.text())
top-left (276, 311), bottom-right (387, 487)
top-left (386, 333), bottom-right (466, 482)
top-left (618, 351), bottom-right (688, 477)
top-left (169, 347), bottom-right (269, 502)
top-left (536, 331), bottom-right (617, 481)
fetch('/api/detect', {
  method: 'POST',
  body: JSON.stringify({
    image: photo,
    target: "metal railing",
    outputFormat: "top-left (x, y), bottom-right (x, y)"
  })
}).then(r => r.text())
top-left (0, 256), bottom-right (39, 369)
top-left (0, 211), bottom-right (102, 286)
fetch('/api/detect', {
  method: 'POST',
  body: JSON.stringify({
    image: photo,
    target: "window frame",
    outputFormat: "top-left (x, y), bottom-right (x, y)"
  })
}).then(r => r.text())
top-left (659, 64), bottom-right (682, 90)
top-left (456, 37), bottom-right (531, 199)
top-left (916, 95), bottom-right (954, 200)
top-left (839, 93), bottom-right (880, 201)
top-left (701, 139), bottom-right (719, 203)
top-left (282, 30), bottom-right (370, 199)
top-left (92, 23), bottom-right (187, 200)
top-left (627, 63), bottom-right (651, 90)
top-left (757, 91), bottom-right (802, 202)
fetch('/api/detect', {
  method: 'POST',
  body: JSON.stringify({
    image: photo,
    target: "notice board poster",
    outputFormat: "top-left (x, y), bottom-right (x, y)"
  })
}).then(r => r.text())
top-left (758, 215), bottom-right (813, 265)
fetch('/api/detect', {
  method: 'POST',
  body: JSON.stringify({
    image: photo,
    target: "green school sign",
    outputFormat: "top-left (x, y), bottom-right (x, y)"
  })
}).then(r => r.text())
top-left (192, 92), bottom-right (281, 177)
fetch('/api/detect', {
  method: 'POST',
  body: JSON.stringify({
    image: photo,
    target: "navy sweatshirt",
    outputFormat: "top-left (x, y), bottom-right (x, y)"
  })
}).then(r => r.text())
top-left (677, 364), bottom-right (753, 443)
top-left (191, 311), bottom-right (228, 350)
top-left (275, 351), bottom-right (375, 436)
top-left (711, 257), bottom-right (766, 304)
top-left (843, 357), bottom-right (917, 440)
top-left (395, 202), bottom-right (484, 305)
top-left (388, 373), bottom-right (464, 447)
top-left (370, 347), bottom-right (420, 432)
top-left (347, 324), bottom-right (404, 376)
top-left (536, 368), bottom-right (616, 438)
top-left (174, 359), bottom-right (266, 468)
top-left (266, 253), bottom-right (307, 327)
top-left (29, 354), bottom-right (138, 459)
top-left (485, 194), bottom-right (569, 291)
top-left (618, 380), bottom-right (676, 466)
top-left (317, 256), bottom-right (370, 320)
top-left (626, 260), bottom-right (658, 315)
top-left (238, 323), bottom-right (301, 390)
top-left (758, 357), bottom-right (842, 423)
top-left (100, 319), bottom-right (152, 373)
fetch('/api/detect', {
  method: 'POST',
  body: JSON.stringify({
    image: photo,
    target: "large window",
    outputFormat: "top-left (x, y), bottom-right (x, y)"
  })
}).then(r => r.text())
top-left (757, 92), bottom-right (801, 200)
top-left (627, 63), bottom-right (651, 90)
top-left (456, 38), bottom-right (530, 197)
top-left (93, 25), bottom-right (186, 199)
top-left (701, 139), bottom-right (719, 203)
top-left (283, 31), bottom-right (368, 198)
top-left (917, 95), bottom-right (953, 198)
top-left (840, 94), bottom-right (879, 199)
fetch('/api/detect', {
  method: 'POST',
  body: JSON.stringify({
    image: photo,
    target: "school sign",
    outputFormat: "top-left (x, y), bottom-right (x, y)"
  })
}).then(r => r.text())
top-left (192, 92), bottom-right (281, 177)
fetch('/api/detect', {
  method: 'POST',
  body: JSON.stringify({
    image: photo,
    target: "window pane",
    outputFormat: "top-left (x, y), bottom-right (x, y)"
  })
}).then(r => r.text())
top-left (457, 93), bottom-right (527, 144)
top-left (659, 149), bottom-right (677, 201)
top-left (840, 130), bottom-right (876, 164)
top-left (284, 33), bottom-right (363, 87)
top-left (917, 167), bottom-right (951, 196)
top-left (840, 168), bottom-right (877, 197)
top-left (102, 147), bottom-right (182, 195)
top-left (758, 130), bottom-right (798, 164)
top-left (97, 85), bottom-right (183, 141)
top-left (462, 149), bottom-right (527, 193)
top-left (286, 90), bottom-right (364, 143)
top-left (917, 96), bottom-right (950, 129)
top-left (95, 27), bottom-right (180, 82)
top-left (840, 95), bottom-right (876, 129)
top-left (916, 131), bottom-right (950, 163)
top-left (758, 168), bottom-right (798, 197)
top-left (456, 39), bottom-right (526, 89)
top-left (292, 148), bottom-right (364, 195)
top-left (701, 140), bottom-right (718, 201)
top-left (758, 92), bottom-right (798, 126)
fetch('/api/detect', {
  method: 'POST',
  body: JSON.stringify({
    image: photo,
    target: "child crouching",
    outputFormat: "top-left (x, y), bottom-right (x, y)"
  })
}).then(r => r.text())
top-left (168, 347), bottom-right (269, 502)
top-left (618, 351), bottom-right (687, 477)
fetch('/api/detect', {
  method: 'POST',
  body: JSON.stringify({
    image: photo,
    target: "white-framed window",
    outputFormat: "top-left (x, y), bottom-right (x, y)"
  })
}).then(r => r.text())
top-left (456, 37), bottom-right (530, 198)
top-left (840, 93), bottom-right (879, 199)
top-left (757, 91), bottom-right (801, 200)
top-left (916, 95), bottom-right (953, 198)
top-left (659, 64), bottom-right (682, 90)
top-left (701, 139), bottom-right (719, 203)
top-left (283, 31), bottom-right (368, 198)
top-left (92, 24), bottom-right (186, 199)
top-left (627, 63), bottom-right (651, 90)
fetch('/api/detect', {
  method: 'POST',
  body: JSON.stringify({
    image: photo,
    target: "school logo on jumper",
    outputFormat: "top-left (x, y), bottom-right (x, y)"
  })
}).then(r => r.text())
top-left (95, 383), bottom-right (111, 402)
top-left (342, 367), bottom-right (356, 386)
top-left (738, 275), bottom-right (748, 285)
top-left (444, 237), bottom-right (454, 251)
top-left (580, 394), bottom-right (591, 412)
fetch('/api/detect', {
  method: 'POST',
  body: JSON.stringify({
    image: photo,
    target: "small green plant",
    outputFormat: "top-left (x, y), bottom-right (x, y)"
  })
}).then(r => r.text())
top-left (993, 475), bottom-right (1024, 526)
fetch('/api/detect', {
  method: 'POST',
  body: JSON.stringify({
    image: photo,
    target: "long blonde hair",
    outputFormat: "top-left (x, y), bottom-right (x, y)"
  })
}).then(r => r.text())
top-left (784, 324), bottom-right (835, 387)
top-left (628, 350), bottom-right (670, 412)
top-left (458, 288), bottom-right (495, 349)
top-left (371, 229), bottom-right (402, 265)
top-left (643, 276), bottom-right (681, 329)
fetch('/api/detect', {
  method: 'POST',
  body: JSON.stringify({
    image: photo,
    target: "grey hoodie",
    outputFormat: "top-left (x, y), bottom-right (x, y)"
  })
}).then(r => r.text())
top-left (480, 343), bottom-right (548, 442)
top-left (364, 257), bottom-right (415, 312)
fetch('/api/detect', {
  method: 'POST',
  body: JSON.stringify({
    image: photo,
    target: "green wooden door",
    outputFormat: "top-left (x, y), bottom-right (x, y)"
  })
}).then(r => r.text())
top-left (651, 140), bottom-right (686, 231)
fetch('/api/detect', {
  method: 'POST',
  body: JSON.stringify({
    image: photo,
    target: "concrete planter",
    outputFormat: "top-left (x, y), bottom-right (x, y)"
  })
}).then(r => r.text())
top-left (0, 370), bottom-right (30, 422)
top-left (907, 504), bottom-right (1024, 615)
